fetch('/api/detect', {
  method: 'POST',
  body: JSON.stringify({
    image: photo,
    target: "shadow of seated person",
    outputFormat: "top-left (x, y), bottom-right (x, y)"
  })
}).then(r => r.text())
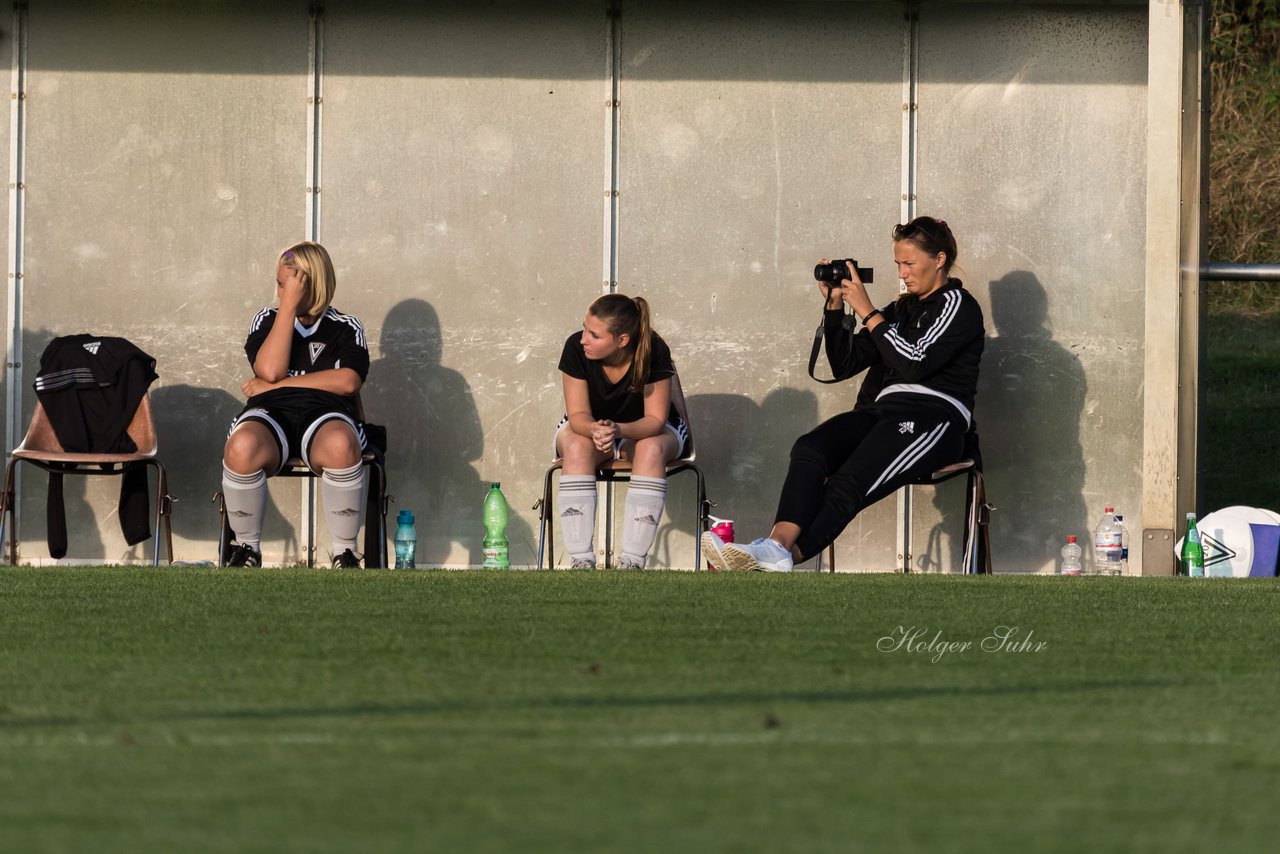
top-left (365, 298), bottom-right (534, 566)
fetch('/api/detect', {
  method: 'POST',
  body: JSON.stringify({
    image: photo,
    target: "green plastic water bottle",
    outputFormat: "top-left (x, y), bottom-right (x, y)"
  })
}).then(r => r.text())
top-left (1180, 512), bottom-right (1204, 577)
top-left (482, 483), bottom-right (509, 569)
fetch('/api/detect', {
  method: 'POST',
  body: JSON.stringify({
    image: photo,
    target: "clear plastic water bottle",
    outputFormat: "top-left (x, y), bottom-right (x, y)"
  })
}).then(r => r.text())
top-left (394, 509), bottom-right (416, 569)
top-left (1060, 535), bottom-right (1082, 576)
top-left (482, 483), bottom-right (509, 569)
top-left (1113, 514), bottom-right (1130, 576)
top-left (1093, 506), bottom-right (1123, 574)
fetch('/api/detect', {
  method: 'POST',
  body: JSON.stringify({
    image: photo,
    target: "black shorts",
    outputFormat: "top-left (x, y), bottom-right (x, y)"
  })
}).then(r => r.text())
top-left (230, 400), bottom-right (368, 475)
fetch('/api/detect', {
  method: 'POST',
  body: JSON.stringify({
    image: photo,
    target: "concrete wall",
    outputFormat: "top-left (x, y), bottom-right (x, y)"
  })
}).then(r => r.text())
top-left (2, 0), bottom-right (1155, 571)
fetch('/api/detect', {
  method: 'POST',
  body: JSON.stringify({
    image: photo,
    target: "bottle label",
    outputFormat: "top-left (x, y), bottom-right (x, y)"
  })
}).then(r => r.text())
top-left (482, 546), bottom-right (509, 568)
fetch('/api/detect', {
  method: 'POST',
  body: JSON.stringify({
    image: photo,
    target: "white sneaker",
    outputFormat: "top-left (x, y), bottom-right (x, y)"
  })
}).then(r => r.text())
top-left (616, 555), bottom-right (645, 570)
top-left (701, 531), bottom-right (732, 571)
top-left (570, 557), bottom-right (597, 569)
top-left (722, 537), bottom-right (794, 573)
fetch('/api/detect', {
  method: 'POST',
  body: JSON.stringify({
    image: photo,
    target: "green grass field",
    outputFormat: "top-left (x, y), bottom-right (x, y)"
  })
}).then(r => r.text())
top-left (2, 568), bottom-right (1279, 853)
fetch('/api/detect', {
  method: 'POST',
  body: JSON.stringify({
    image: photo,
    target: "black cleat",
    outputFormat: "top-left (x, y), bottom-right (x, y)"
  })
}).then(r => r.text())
top-left (332, 549), bottom-right (362, 569)
top-left (226, 543), bottom-right (262, 567)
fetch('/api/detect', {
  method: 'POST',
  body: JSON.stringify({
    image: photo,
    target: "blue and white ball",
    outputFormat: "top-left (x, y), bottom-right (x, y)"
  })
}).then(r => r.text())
top-left (1173, 506), bottom-right (1280, 577)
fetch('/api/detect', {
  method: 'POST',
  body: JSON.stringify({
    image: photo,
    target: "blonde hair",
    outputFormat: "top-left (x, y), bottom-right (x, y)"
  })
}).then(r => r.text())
top-left (277, 241), bottom-right (337, 319)
top-left (588, 293), bottom-right (655, 393)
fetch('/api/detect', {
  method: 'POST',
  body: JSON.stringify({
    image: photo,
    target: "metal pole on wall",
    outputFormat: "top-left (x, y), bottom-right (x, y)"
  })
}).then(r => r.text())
top-left (602, 0), bottom-right (620, 296)
top-left (300, 3), bottom-right (325, 565)
top-left (895, 1), bottom-right (918, 573)
top-left (5, 2), bottom-right (27, 532)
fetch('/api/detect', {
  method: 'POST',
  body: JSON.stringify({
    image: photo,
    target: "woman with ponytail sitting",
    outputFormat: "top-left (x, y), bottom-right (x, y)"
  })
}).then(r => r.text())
top-left (553, 294), bottom-right (687, 569)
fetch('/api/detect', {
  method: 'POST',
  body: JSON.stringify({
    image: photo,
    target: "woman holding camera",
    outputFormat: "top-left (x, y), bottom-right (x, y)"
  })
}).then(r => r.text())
top-left (221, 241), bottom-right (371, 568)
top-left (554, 293), bottom-right (687, 569)
top-left (704, 216), bottom-right (984, 572)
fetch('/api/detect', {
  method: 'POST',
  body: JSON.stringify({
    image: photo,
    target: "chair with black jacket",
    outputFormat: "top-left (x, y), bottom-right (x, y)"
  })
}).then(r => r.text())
top-left (0, 335), bottom-right (174, 564)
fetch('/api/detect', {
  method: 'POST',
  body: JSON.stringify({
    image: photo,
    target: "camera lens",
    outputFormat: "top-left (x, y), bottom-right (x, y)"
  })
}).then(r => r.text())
top-left (813, 259), bottom-right (874, 284)
top-left (813, 262), bottom-right (841, 282)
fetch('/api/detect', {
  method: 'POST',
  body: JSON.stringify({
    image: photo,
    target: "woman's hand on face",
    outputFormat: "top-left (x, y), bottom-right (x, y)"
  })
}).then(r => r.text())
top-left (277, 267), bottom-right (306, 316)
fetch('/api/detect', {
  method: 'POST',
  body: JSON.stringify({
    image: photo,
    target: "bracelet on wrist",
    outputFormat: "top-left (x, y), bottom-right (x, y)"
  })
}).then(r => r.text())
top-left (860, 308), bottom-right (882, 325)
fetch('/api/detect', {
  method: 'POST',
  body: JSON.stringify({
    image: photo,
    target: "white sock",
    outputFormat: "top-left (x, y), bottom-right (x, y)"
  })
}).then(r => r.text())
top-left (222, 464), bottom-right (267, 551)
top-left (321, 461), bottom-right (366, 555)
top-left (558, 475), bottom-right (597, 563)
top-left (621, 475), bottom-right (666, 565)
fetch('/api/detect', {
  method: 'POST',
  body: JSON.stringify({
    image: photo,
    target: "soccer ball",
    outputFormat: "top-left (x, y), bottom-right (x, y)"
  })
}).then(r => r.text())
top-left (1173, 506), bottom-right (1280, 577)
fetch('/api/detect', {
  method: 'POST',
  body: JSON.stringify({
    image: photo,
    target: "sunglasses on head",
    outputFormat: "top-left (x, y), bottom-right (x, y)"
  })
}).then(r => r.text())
top-left (893, 219), bottom-right (947, 241)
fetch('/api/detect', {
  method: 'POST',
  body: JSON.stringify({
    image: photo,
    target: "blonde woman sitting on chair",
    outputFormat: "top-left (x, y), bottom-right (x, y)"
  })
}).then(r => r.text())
top-left (221, 241), bottom-right (370, 569)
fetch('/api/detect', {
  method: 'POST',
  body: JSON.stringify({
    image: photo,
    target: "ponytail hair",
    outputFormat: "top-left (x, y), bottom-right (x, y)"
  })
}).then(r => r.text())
top-left (587, 293), bottom-right (654, 392)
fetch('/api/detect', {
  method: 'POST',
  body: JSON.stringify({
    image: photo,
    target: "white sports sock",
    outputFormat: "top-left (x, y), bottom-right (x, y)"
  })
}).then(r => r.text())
top-left (621, 475), bottom-right (667, 565)
top-left (321, 461), bottom-right (366, 555)
top-left (558, 475), bottom-right (598, 563)
top-left (222, 464), bottom-right (267, 551)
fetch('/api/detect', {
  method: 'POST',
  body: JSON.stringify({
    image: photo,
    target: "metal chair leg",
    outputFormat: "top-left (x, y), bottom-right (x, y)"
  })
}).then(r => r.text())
top-left (147, 460), bottom-right (175, 566)
top-left (0, 459), bottom-right (18, 565)
top-left (214, 490), bottom-right (231, 566)
top-left (693, 467), bottom-right (707, 571)
top-left (603, 481), bottom-right (614, 569)
top-left (536, 462), bottom-right (560, 569)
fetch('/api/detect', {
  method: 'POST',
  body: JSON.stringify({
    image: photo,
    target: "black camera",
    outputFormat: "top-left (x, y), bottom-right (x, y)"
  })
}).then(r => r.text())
top-left (813, 259), bottom-right (874, 284)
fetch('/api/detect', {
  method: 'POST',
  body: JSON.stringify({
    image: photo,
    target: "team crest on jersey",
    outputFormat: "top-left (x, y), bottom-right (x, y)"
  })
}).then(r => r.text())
top-left (308, 342), bottom-right (326, 364)
top-left (82, 341), bottom-right (101, 355)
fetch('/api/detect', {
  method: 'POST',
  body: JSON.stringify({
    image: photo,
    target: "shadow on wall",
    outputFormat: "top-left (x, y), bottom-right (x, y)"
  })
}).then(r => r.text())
top-left (150, 383), bottom-right (296, 562)
top-left (970, 271), bottom-right (1087, 572)
top-left (364, 298), bottom-right (533, 566)
top-left (662, 388), bottom-right (819, 566)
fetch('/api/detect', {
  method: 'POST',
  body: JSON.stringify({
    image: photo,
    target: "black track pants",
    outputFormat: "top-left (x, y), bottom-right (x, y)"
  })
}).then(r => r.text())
top-left (776, 396), bottom-right (966, 562)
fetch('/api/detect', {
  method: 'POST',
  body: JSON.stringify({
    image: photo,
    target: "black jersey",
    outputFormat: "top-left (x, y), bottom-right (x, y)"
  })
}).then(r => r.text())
top-left (558, 331), bottom-right (678, 425)
top-left (243, 306), bottom-right (370, 416)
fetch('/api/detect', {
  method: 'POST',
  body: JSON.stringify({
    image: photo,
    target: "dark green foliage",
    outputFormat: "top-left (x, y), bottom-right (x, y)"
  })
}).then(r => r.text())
top-left (1206, 1), bottom-right (1280, 510)
top-left (1209, 0), bottom-right (1280, 314)
top-left (1202, 314), bottom-right (1280, 511)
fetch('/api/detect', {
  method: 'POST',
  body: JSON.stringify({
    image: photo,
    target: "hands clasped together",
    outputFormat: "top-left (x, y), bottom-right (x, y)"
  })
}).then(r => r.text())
top-left (590, 419), bottom-right (620, 453)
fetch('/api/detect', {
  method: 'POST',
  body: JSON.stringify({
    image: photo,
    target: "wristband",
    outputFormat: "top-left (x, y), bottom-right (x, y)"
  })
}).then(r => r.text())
top-left (860, 308), bottom-right (882, 325)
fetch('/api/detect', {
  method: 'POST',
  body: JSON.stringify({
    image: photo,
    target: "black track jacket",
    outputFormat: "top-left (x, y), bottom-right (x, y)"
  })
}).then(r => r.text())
top-left (821, 278), bottom-right (984, 425)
